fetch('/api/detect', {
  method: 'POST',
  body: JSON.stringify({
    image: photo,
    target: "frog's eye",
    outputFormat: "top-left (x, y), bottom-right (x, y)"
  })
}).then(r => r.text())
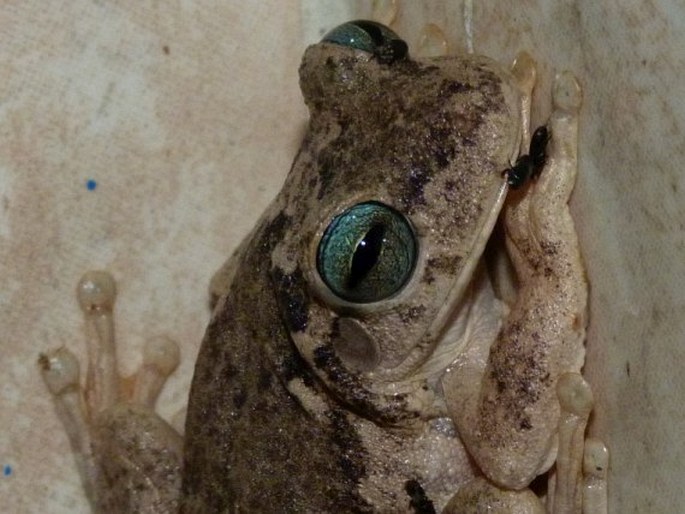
top-left (322, 20), bottom-right (408, 64)
top-left (317, 202), bottom-right (417, 303)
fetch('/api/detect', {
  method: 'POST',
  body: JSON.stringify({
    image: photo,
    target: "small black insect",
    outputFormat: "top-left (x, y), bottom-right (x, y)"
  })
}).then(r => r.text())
top-left (404, 479), bottom-right (436, 514)
top-left (504, 125), bottom-right (551, 189)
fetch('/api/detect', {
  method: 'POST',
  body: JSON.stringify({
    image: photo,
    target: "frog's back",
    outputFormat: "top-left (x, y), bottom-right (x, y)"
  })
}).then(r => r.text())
top-left (181, 212), bottom-right (376, 512)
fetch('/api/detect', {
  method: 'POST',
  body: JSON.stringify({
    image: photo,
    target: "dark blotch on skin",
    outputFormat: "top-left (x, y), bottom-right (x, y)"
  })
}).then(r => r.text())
top-left (327, 409), bottom-right (367, 484)
top-left (539, 240), bottom-right (560, 256)
top-left (405, 479), bottom-right (437, 514)
top-left (262, 211), bottom-right (292, 250)
top-left (425, 255), bottom-right (463, 277)
top-left (428, 123), bottom-right (458, 168)
top-left (401, 164), bottom-right (431, 209)
top-left (280, 351), bottom-right (316, 388)
top-left (485, 319), bottom-right (553, 442)
top-left (223, 362), bottom-right (238, 380)
top-left (314, 345), bottom-right (355, 387)
top-left (422, 267), bottom-right (435, 285)
top-left (257, 365), bottom-right (272, 391)
top-left (272, 266), bottom-right (309, 332)
top-left (398, 305), bottom-right (427, 323)
top-left (232, 388), bottom-right (247, 409)
top-left (313, 345), bottom-right (413, 425)
top-left (437, 79), bottom-right (471, 99)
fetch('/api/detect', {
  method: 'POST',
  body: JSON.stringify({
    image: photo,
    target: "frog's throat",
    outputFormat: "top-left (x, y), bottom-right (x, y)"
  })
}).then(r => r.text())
top-left (375, 179), bottom-right (509, 385)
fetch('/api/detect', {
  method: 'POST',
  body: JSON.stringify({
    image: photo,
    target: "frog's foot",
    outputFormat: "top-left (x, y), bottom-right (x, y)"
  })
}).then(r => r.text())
top-left (548, 373), bottom-right (608, 514)
top-left (442, 378), bottom-right (606, 514)
top-left (39, 271), bottom-right (183, 512)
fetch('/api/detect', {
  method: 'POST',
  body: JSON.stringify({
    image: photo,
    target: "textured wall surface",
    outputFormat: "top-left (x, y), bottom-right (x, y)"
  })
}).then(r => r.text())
top-left (2, 1), bottom-right (682, 512)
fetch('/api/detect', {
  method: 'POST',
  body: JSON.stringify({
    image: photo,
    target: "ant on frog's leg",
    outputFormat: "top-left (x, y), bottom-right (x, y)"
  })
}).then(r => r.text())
top-left (504, 125), bottom-right (551, 189)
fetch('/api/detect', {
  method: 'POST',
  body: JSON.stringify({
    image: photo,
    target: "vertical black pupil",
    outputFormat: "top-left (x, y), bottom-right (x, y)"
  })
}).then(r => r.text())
top-left (353, 21), bottom-right (385, 46)
top-left (348, 223), bottom-right (385, 289)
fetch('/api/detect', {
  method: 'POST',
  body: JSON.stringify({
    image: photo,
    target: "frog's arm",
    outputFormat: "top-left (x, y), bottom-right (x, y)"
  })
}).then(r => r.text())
top-left (445, 72), bottom-right (590, 489)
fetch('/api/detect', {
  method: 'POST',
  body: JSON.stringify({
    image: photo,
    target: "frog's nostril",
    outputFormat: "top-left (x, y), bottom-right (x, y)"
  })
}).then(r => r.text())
top-left (332, 317), bottom-right (380, 372)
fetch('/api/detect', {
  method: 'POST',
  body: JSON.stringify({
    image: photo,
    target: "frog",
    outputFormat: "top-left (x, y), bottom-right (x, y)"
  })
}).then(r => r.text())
top-left (40, 20), bottom-right (607, 513)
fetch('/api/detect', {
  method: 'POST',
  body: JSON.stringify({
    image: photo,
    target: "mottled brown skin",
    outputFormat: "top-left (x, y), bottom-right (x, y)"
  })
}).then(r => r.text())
top-left (182, 41), bottom-right (522, 512)
top-left (182, 215), bottom-right (374, 512)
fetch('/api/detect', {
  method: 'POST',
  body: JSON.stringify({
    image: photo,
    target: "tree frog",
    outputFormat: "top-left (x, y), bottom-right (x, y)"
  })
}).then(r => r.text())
top-left (41, 20), bottom-right (607, 513)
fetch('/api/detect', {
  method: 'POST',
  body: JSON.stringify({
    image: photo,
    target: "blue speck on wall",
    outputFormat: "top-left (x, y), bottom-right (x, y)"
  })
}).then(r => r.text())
top-left (3, 464), bottom-right (12, 477)
top-left (86, 179), bottom-right (98, 191)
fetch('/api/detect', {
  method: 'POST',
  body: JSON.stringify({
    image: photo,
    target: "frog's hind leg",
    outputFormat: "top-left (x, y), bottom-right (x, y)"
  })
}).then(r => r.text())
top-left (541, 73), bottom-right (608, 514)
top-left (39, 271), bottom-right (183, 511)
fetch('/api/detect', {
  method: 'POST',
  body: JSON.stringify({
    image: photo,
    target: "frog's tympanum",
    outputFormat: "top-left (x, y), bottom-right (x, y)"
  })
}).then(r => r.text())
top-left (41, 20), bottom-right (608, 514)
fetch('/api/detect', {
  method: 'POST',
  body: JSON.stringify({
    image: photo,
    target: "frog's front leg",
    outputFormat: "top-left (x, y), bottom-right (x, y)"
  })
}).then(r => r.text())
top-left (39, 271), bottom-right (183, 513)
top-left (443, 68), bottom-right (599, 511)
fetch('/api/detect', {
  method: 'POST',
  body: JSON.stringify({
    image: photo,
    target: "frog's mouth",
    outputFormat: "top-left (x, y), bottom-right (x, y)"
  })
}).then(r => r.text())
top-left (372, 179), bottom-right (510, 386)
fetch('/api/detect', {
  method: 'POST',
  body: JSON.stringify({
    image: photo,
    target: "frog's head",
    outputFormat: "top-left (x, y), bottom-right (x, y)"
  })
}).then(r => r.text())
top-left (270, 21), bottom-right (522, 425)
